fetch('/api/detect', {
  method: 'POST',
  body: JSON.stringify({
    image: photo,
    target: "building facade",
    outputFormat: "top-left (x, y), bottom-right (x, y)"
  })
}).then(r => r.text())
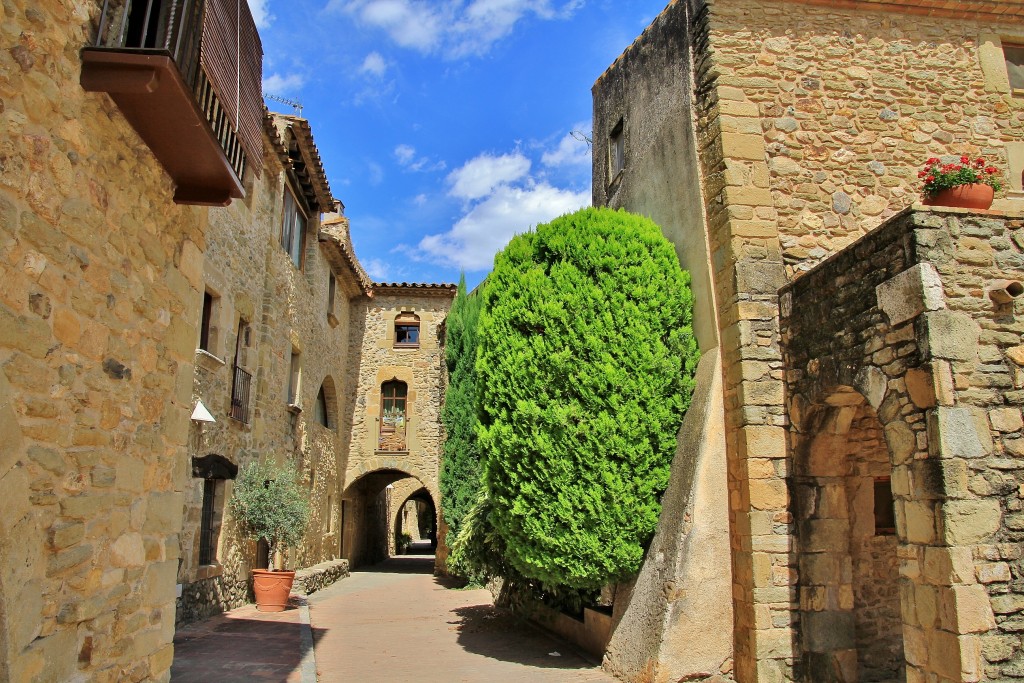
top-left (593, 1), bottom-right (1024, 681)
top-left (0, 0), bottom-right (263, 678)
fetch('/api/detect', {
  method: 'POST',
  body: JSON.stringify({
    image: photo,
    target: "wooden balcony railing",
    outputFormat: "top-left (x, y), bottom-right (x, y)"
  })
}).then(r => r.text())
top-left (81, 0), bottom-right (262, 205)
top-left (230, 366), bottom-right (252, 424)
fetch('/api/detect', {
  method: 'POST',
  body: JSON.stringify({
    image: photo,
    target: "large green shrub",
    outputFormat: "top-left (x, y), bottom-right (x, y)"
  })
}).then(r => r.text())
top-left (230, 458), bottom-right (309, 569)
top-left (476, 207), bottom-right (699, 590)
top-left (439, 275), bottom-right (485, 554)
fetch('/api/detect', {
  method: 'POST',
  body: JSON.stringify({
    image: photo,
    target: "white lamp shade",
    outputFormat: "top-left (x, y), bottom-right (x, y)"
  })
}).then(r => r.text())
top-left (191, 400), bottom-right (216, 423)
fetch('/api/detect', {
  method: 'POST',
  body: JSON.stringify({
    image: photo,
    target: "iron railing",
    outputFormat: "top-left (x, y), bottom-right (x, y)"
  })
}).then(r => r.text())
top-left (91, 0), bottom-right (246, 180)
top-left (230, 366), bottom-right (251, 423)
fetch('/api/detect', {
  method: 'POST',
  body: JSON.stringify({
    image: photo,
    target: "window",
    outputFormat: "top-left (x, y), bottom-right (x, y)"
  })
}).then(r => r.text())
top-left (394, 312), bottom-right (420, 348)
top-left (191, 454), bottom-right (237, 566)
top-left (281, 187), bottom-right (307, 269)
top-left (1005, 44), bottom-right (1024, 95)
top-left (287, 348), bottom-right (301, 405)
top-left (609, 118), bottom-right (625, 178)
top-left (199, 479), bottom-right (223, 565)
top-left (315, 385), bottom-right (329, 427)
top-left (328, 272), bottom-right (337, 318)
top-left (380, 380), bottom-right (407, 433)
top-left (874, 477), bottom-right (896, 536)
top-left (199, 291), bottom-right (217, 352)
top-left (230, 321), bottom-right (252, 423)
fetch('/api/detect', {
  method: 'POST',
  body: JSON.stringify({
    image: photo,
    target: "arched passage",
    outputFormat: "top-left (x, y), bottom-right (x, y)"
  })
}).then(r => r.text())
top-left (340, 467), bottom-right (439, 569)
top-left (393, 486), bottom-right (437, 549)
top-left (792, 387), bottom-right (906, 682)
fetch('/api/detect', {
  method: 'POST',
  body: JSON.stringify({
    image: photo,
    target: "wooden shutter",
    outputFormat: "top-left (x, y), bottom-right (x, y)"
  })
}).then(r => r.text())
top-left (201, 0), bottom-right (264, 177)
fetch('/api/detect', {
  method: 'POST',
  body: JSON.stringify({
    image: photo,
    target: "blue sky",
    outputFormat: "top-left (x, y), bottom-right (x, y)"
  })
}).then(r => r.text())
top-left (251, 0), bottom-right (667, 288)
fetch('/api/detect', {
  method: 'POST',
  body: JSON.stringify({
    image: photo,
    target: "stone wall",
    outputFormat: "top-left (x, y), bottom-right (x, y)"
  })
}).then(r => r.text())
top-left (176, 119), bottom-right (357, 624)
top-left (782, 206), bottom-right (1024, 682)
top-left (0, 2), bottom-right (205, 679)
top-left (341, 287), bottom-right (454, 570)
top-left (594, 1), bottom-right (1024, 680)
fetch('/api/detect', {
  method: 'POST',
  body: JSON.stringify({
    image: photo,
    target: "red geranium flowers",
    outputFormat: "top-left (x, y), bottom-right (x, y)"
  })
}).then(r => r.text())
top-left (919, 155), bottom-right (1002, 197)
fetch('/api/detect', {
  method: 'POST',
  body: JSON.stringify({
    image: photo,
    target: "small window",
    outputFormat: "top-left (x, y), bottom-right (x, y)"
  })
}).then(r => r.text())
top-left (380, 380), bottom-right (407, 433)
top-left (199, 478), bottom-right (223, 565)
top-left (199, 291), bottom-right (218, 352)
top-left (394, 312), bottom-right (420, 348)
top-left (315, 385), bottom-right (329, 427)
top-left (328, 272), bottom-right (337, 318)
top-left (874, 477), bottom-right (896, 536)
top-left (609, 118), bottom-right (625, 179)
top-left (287, 348), bottom-right (301, 405)
top-left (281, 187), bottom-right (307, 269)
top-left (230, 320), bottom-right (252, 423)
top-left (1005, 44), bottom-right (1024, 95)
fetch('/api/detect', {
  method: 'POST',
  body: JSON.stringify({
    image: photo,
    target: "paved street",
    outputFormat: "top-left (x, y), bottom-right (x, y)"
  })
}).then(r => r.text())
top-left (172, 544), bottom-right (614, 682)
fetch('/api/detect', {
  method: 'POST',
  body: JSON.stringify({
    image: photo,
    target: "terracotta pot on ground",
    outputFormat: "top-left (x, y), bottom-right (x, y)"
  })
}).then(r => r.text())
top-left (252, 569), bottom-right (296, 612)
top-left (923, 183), bottom-right (994, 210)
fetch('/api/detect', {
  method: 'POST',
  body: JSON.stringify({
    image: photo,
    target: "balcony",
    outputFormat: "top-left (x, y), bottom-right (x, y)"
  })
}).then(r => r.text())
top-left (377, 417), bottom-right (408, 453)
top-left (80, 0), bottom-right (263, 206)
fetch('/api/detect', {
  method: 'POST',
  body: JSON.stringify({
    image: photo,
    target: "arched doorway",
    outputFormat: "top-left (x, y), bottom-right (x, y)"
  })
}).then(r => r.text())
top-left (792, 387), bottom-right (905, 682)
top-left (340, 468), bottom-right (439, 569)
top-left (393, 486), bottom-right (437, 551)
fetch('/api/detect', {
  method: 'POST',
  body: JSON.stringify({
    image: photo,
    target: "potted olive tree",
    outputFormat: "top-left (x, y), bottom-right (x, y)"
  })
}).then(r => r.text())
top-left (229, 458), bottom-right (309, 612)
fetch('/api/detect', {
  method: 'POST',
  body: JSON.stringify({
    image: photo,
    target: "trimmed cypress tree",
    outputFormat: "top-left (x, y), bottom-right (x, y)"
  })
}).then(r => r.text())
top-left (476, 207), bottom-right (699, 590)
top-left (439, 275), bottom-right (485, 554)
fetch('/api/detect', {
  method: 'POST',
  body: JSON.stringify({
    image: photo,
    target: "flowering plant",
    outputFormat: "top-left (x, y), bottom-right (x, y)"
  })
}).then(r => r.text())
top-left (919, 155), bottom-right (1002, 196)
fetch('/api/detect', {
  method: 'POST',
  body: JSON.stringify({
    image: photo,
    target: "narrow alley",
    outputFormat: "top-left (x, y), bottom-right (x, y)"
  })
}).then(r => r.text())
top-left (171, 542), bottom-right (615, 682)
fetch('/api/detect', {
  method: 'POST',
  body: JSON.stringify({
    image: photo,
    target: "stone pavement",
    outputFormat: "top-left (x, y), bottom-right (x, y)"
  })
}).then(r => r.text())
top-left (171, 544), bottom-right (616, 682)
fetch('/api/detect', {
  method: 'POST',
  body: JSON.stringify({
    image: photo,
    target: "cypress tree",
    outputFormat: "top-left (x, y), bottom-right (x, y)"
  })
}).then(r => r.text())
top-left (476, 207), bottom-right (699, 590)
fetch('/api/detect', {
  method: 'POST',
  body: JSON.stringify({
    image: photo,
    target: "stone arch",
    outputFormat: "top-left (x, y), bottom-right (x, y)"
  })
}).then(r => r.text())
top-left (392, 485), bottom-right (437, 546)
top-left (315, 375), bottom-right (339, 430)
top-left (791, 386), bottom-right (913, 682)
top-left (340, 463), bottom-right (439, 569)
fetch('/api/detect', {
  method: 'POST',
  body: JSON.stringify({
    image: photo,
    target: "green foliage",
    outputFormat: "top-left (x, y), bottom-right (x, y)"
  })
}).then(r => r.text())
top-left (439, 274), bottom-right (486, 555)
top-left (229, 458), bottom-right (309, 568)
top-left (395, 531), bottom-right (413, 554)
top-left (475, 207), bottom-right (699, 591)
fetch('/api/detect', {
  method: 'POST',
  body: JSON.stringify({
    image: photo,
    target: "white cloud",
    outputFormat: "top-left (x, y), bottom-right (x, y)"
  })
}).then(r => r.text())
top-left (447, 152), bottom-right (531, 200)
top-left (542, 124), bottom-right (592, 168)
top-left (367, 160), bottom-right (385, 186)
top-left (360, 51), bottom-right (388, 77)
top-left (262, 72), bottom-right (306, 95)
top-left (362, 257), bottom-right (392, 281)
top-left (413, 193), bottom-right (428, 206)
top-left (418, 182), bottom-right (589, 271)
top-left (247, 0), bottom-right (274, 28)
top-left (327, 0), bottom-right (582, 59)
top-left (394, 144), bottom-right (447, 173)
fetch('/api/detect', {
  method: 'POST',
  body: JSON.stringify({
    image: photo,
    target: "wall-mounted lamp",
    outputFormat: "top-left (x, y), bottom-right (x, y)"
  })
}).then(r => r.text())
top-left (191, 400), bottom-right (216, 423)
top-left (191, 400), bottom-right (216, 453)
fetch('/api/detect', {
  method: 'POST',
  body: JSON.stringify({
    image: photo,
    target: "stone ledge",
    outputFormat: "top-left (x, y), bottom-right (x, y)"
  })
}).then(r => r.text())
top-left (293, 559), bottom-right (350, 596)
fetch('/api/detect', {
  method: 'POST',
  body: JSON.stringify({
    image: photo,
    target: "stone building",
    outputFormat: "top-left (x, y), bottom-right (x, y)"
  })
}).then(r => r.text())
top-left (0, 0), bottom-right (455, 676)
top-left (175, 112), bottom-right (361, 623)
top-left (593, 1), bottom-right (1024, 681)
top-left (340, 283), bottom-right (456, 570)
top-left (0, 0), bottom-right (264, 678)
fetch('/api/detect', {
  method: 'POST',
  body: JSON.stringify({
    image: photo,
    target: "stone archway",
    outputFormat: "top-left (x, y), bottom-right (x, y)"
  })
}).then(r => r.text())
top-left (392, 486), bottom-right (437, 547)
top-left (791, 387), bottom-right (908, 682)
top-left (340, 466), bottom-right (439, 569)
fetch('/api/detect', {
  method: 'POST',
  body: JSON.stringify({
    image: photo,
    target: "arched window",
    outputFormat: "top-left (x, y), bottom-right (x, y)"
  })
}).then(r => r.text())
top-left (380, 380), bottom-right (407, 433)
top-left (314, 386), bottom-right (328, 427)
top-left (394, 312), bottom-right (420, 348)
top-left (315, 376), bottom-right (338, 430)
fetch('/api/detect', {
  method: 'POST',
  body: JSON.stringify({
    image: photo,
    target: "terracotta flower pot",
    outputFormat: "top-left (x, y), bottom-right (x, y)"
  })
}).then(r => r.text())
top-left (923, 183), bottom-right (994, 210)
top-left (252, 569), bottom-right (296, 612)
